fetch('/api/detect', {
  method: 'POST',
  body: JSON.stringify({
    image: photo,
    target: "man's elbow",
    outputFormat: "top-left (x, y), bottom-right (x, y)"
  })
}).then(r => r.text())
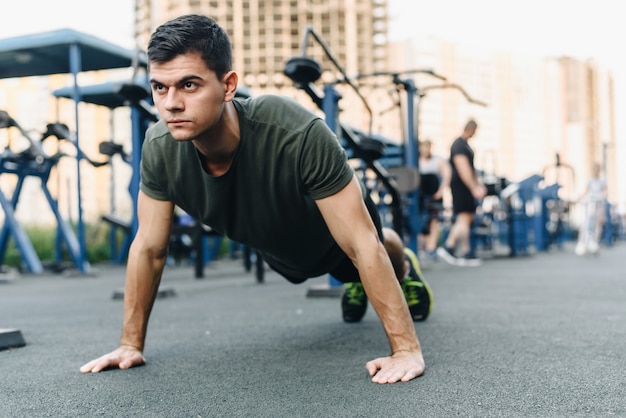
top-left (130, 238), bottom-right (169, 262)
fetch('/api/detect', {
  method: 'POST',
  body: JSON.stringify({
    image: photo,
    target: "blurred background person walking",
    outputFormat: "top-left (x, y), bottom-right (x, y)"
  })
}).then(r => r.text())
top-left (437, 120), bottom-right (486, 266)
top-left (418, 140), bottom-right (450, 261)
top-left (575, 162), bottom-right (607, 255)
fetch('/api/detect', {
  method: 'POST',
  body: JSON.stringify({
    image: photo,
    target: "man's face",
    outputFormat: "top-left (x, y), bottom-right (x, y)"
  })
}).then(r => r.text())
top-left (466, 125), bottom-right (477, 139)
top-left (149, 52), bottom-right (228, 142)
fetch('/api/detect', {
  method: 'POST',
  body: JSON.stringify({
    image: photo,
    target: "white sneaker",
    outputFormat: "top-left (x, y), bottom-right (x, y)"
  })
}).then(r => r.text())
top-left (575, 242), bottom-right (586, 256)
top-left (436, 247), bottom-right (462, 266)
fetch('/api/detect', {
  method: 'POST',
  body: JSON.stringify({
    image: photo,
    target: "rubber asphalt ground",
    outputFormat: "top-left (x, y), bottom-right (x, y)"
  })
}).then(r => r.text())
top-left (1, 241), bottom-right (625, 418)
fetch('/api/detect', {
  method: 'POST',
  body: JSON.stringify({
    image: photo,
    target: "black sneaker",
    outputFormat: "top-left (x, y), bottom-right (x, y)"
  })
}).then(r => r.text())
top-left (341, 282), bottom-right (368, 323)
top-left (436, 246), bottom-right (462, 266)
top-left (459, 253), bottom-right (482, 267)
top-left (402, 248), bottom-right (434, 321)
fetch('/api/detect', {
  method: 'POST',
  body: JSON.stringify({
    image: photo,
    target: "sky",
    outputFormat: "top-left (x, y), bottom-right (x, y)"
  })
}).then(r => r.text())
top-left (388, 0), bottom-right (624, 67)
top-left (3, 0), bottom-right (623, 71)
top-left (3, 0), bottom-right (624, 160)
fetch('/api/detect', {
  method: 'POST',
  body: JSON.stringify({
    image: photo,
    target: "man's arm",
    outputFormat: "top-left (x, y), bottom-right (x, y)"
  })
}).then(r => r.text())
top-left (452, 155), bottom-right (486, 200)
top-left (80, 191), bottom-right (174, 373)
top-left (315, 176), bottom-right (425, 384)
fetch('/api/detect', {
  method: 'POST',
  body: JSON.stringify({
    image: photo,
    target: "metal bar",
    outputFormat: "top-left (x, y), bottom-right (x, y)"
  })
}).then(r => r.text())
top-left (69, 43), bottom-right (88, 272)
top-left (40, 180), bottom-right (83, 269)
top-left (0, 188), bottom-right (43, 273)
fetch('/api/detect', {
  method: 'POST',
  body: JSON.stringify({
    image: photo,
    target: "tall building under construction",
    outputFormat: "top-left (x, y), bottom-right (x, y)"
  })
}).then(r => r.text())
top-left (134, 0), bottom-right (388, 91)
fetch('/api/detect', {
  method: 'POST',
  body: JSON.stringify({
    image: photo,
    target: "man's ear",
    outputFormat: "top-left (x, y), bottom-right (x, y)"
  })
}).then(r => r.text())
top-left (223, 71), bottom-right (239, 102)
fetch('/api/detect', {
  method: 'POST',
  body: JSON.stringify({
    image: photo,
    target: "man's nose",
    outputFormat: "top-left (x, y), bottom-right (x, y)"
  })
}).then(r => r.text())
top-left (164, 89), bottom-right (183, 111)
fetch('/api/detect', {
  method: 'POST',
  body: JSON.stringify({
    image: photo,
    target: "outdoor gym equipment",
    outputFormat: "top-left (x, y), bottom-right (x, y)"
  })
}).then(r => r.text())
top-left (488, 173), bottom-right (567, 256)
top-left (53, 81), bottom-right (156, 264)
top-left (0, 110), bottom-right (105, 273)
top-left (0, 328), bottom-right (25, 351)
top-left (0, 28), bottom-right (149, 274)
top-left (41, 122), bottom-right (108, 168)
top-left (353, 71), bottom-right (487, 252)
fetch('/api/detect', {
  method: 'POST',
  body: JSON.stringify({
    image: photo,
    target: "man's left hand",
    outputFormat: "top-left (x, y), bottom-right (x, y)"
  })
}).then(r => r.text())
top-left (365, 350), bottom-right (425, 384)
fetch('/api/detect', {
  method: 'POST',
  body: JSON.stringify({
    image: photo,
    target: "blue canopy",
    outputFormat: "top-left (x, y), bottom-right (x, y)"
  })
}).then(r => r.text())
top-left (0, 28), bottom-right (146, 79)
top-left (53, 82), bottom-right (151, 108)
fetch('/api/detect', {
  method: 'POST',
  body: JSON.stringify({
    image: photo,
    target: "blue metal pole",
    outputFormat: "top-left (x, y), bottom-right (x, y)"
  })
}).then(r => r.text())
top-left (129, 105), bottom-right (144, 239)
top-left (533, 195), bottom-right (546, 252)
top-left (402, 80), bottom-right (420, 253)
top-left (41, 180), bottom-right (83, 268)
top-left (0, 187), bottom-right (43, 273)
top-left (69, 43), bottom-right (89, 272)
top-left (322, 84), bottom-right (344, 289)
top-left (0, 174), bottom-right (25, 259)
top-left (322, 84), bottom-right (341, 136)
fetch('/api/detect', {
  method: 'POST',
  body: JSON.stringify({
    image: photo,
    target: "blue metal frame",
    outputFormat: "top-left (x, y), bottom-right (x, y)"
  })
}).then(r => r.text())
top-left (0, 152), bottom-right (86, 272)
top-left (399, 78), bottom-right (421, 252)
top-left (321, 85), bottom-right (346, 288)
top-left (69, 43), bottom-right (89, 272)
top-left (0, 188), bottom-right (43, 273)
top-left (323, 81), bottom-right (422, 251)
top-left (128, 106), bottom-right (147, 238)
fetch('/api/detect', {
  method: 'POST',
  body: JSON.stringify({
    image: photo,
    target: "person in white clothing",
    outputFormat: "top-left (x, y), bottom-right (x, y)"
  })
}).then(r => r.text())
top-left (575, 162), bottom-right (607, 255)
top-left (418, 140), bottom-right (451, 259)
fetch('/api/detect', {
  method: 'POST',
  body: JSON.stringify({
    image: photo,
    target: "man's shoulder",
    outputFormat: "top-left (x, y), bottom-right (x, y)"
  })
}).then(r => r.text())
top-left (236, 94), bottom-right (319, 126)
top-left (450, 137), bottom-right (470, 151)
top-left (241, 93), bottom-right (301, 107)
top-left (145, 120), bottom-right (171, 145)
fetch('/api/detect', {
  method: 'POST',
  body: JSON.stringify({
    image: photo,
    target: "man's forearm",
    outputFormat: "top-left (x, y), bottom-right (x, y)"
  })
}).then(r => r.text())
top-left (120, 244), bottom-right (168, 351)
top-left (359, 247), bottom-right (421, 353)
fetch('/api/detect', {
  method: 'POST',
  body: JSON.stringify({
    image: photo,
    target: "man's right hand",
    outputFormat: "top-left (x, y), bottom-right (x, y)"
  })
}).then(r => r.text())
top-left (472, 184), bottom-right (487, 200)
top-left (79, 345), bottom-right (145, 373)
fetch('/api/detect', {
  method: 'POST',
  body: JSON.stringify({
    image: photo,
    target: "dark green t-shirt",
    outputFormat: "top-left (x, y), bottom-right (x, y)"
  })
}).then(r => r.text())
top-left (140, 94), bottom-right (355, 279)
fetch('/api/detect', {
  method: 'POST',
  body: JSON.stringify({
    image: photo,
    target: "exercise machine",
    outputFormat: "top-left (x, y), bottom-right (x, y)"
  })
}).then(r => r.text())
top-left (0, 110), bottom-right (105, 272)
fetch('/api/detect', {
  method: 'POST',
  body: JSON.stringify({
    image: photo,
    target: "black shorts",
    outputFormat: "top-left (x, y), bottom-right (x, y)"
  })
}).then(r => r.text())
top-left (451, 184), bottom-right (477, 215)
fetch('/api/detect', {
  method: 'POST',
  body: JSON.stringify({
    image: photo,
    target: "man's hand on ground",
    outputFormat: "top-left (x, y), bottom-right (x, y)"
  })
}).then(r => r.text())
top-left (80, 345), bottom-right (145, 373)
top-left (365, 350), bottom-right (425, 384)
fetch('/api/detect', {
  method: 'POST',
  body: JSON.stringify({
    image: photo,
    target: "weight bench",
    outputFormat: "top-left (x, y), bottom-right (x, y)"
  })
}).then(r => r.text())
top-left (101, 213), bottom-right (132, 233)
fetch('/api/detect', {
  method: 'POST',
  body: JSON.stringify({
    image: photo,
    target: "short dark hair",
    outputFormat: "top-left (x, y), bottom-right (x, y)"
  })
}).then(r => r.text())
top-left (147, 14), bottom-right (232, 79)
top-left (465, 120), bottom-right (477, 131)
